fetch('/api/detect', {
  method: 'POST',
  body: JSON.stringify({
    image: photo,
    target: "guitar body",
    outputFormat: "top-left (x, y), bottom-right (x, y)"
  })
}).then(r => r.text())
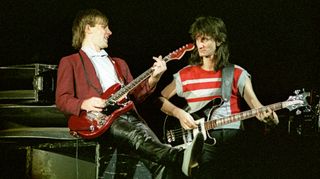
top-left (165, 98), bottom-right (223, 148)
top-left (165, 117), bottom-right (206, 148)
top-left (68, 83), bottom-right (134, 139)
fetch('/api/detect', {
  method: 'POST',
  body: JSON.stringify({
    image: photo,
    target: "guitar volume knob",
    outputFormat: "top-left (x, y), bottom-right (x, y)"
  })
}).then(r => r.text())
top-left (89, 125), bottom-right (95, 132)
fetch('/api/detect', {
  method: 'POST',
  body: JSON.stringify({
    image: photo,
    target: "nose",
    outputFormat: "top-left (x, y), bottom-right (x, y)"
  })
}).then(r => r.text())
top-left (195, 38), bottom-right (204, 48)
top-left (197, 41), bottom-right (204, 49)
top-left (107, 29), bottom-right (112, 36)
top-left (106, 27), bottom-right (112, 36)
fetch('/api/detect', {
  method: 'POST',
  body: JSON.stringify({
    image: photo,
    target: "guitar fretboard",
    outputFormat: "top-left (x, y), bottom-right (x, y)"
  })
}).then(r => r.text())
top-left (204, 102), bottom-right (283, 130)
top-left (106, 56), bottom-right (171, 104)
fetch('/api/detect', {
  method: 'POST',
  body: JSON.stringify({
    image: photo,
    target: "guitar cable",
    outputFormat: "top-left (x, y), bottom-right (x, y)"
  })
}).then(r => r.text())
top-left (75, 139), bottom-right (79, 179)
top-left (162, 115), bottom-right (169, 143)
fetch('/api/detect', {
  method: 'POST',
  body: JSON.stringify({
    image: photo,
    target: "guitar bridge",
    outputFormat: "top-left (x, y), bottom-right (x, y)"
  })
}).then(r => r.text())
top-left (166, 130), bottom-right (175, 143)
top-left (87, 111), bottom-right (107, 128)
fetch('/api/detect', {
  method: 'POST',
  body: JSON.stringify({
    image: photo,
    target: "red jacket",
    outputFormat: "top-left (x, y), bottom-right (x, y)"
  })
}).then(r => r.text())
top-left (55, 50), bottom-right (154, 117)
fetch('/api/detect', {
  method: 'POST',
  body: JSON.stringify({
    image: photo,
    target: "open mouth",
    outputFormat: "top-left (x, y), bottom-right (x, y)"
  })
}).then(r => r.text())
top-left (104, 37), bottom-right (108, 43)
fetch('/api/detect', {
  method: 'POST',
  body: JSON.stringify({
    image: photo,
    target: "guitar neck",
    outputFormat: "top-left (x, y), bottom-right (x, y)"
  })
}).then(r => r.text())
top-left (204, 102), bottom-right (283, 130)
top-left (108, 56), bottom-right (171, 103)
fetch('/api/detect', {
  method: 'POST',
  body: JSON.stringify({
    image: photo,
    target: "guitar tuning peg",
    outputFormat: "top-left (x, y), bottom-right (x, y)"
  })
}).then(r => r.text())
top-left (296, 109), bottom-right (302, 115)
top-left (294, 89), bottom-right (301, 95)
top-left (303, 106), bottom-right (311, 113)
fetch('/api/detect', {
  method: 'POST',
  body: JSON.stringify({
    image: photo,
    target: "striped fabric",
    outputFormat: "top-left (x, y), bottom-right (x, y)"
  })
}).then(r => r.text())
top-left (174, 65), bottom-right (250, 129)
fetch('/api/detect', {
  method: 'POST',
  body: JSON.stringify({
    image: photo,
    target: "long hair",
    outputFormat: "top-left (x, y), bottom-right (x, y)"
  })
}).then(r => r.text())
top-left (72, 9), bottom-right (109, 50)
top-left (189, 16), bottom-right (230, 71)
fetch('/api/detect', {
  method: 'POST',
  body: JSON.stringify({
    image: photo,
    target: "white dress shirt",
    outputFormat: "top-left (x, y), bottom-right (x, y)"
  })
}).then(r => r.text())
top-left (81, 46), bottom-right (120, 92)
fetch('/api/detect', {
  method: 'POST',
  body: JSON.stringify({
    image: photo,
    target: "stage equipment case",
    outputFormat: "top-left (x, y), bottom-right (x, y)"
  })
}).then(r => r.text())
top-left (0, 63), bottom-right (57, 104)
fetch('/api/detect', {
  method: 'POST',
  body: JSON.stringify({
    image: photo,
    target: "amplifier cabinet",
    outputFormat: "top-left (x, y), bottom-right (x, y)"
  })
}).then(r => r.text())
top-left (0, 63), bottom-right (57, 104)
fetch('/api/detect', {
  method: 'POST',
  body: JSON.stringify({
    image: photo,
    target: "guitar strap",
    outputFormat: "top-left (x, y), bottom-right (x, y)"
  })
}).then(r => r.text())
top-left (221, 63), bottom-right (234, 102)
top-left (79, 52), bottom-right (103, 95)
top-left (204, 64), bottom-right (235, 141)
top-left (78, 53), bottom-right (125, 94)
top-left (221, 64), bottom-right (246, 131)
top-left (109, 56), bottom-right (125, 85)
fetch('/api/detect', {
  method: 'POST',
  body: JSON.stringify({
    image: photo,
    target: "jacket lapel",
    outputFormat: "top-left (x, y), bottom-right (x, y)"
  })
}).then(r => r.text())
top-left (79, 50), bottom-right (103, 94)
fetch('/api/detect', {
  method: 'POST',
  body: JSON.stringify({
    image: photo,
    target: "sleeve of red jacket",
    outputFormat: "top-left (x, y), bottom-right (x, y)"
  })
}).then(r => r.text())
top-left (55, 57), bottom-right (84, 116)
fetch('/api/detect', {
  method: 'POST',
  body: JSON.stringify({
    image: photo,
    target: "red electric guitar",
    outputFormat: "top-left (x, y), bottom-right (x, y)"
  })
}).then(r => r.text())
top-left (68, 43), bottom-right (195, 139)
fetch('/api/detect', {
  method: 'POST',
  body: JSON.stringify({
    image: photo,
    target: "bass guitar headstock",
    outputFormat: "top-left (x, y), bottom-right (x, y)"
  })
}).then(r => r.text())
top-left (285, 89), bottom-right (310, 111)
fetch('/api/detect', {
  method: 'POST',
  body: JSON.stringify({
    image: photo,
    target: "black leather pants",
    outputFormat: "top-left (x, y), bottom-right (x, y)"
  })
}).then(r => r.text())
top-left (195, 129), bottom-right (245, 179)
top-left (107, 111), bottom-right (183, 169)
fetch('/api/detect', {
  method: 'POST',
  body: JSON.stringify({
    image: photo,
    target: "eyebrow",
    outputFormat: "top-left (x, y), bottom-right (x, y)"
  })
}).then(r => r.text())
top-left (196, 35), bottom-right (211, 39)
top-left (97, 23), bottom-right (108, 28)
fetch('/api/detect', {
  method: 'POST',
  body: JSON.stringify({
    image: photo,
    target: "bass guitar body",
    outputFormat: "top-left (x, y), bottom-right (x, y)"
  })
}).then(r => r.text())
top-left (165, 98), bottom-right (222, 148)
top-left (165, 90), bottom-right (310, 148)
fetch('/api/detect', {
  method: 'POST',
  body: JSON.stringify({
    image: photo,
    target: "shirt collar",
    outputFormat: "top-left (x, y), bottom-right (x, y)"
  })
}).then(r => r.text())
top-left (81, 46), bottom-right (108, 59)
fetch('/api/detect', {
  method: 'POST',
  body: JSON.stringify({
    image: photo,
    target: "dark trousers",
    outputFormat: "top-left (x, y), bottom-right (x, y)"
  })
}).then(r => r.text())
top-left (105, 111), bottom-right (186, 179)
top-left (194, 129), bottom-right (247, 179)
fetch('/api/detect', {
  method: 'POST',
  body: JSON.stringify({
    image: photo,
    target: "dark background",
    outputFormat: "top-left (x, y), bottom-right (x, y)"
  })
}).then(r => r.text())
top-left (1, 0), bottom-right (319, 102)
top-left (1, 0), bottom-right (319, 128)
top-left (0, 0), bottom-right (320, 178)
top-left (1, 0), bottom-right (319, 136)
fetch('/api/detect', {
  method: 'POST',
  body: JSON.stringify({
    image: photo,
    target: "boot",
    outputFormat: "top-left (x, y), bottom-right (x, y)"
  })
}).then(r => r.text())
top-left (182, 133), bottom-right (204, 176)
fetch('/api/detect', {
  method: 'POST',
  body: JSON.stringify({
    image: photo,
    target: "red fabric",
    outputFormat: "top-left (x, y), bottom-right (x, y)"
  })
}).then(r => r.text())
top-left (177, 65), bottom-right (245, 114)
top-left (230, 67), bottom-right (243, 114)
top-left (55, 50), bottom-right (154, 117)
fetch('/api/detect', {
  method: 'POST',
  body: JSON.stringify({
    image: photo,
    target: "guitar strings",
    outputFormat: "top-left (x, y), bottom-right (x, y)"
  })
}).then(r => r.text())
top-left (167, 128), bottom-right (188, 138)
top-left (163, 115), bottom-right (190, 140)
top-left (165, 106), bottom-right (263, 140)
top-left (166, 101), bottom-right (300, 141)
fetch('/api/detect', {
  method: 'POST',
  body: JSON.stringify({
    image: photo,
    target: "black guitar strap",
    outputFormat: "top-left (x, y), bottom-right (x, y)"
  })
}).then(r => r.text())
top-left (221, 63), bottom-right (234, 102)
top-left (79, 52), bottom-right (103, 95)
top-left (204, 64), bottom-right (235, 141)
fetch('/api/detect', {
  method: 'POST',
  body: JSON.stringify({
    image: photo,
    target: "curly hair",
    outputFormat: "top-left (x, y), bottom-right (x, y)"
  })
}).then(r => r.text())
top-left (188, 16), bottom-right (230, 71)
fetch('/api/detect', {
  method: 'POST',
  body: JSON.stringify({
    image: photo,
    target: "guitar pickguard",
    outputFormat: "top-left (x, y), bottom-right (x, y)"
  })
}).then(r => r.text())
top-left (166, 118), bottom-right (207, 148)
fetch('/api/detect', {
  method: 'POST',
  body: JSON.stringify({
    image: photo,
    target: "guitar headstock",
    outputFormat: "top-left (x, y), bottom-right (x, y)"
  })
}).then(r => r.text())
top-left (284, 89), bottom-right (310, 111)
top-left (167, 43), bottom-right (195, 61)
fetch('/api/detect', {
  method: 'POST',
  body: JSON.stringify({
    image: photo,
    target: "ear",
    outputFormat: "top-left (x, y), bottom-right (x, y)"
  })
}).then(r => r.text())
top-left (85, 24), bottom-right (92, 34)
